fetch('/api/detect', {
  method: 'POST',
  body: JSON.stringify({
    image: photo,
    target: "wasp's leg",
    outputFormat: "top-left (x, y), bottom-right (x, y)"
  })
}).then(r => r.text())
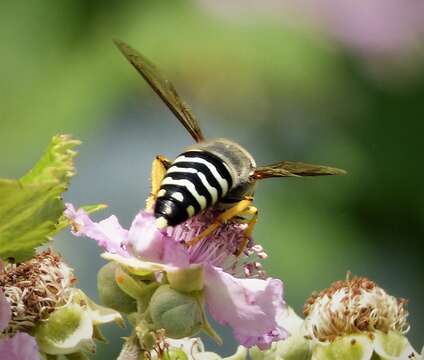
top-left (186, 197), bottom-right (253, 247)
top-left (145, 155), bottom-right (172, 211)
top-left (235, 206), bottom-right (258, 257)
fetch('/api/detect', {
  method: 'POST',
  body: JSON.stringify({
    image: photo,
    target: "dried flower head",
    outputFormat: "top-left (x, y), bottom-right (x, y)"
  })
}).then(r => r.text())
top-left (0, 249), bottom-right (75, 334)
top-left (303, 275), bottom-right (409, 342)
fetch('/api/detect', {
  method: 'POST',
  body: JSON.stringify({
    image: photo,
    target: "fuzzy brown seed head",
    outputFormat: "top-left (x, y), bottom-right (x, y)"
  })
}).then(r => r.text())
top-left (303, 276), bottom-right (409, 342)
top-left (0, 249), bottom-right (76, 334)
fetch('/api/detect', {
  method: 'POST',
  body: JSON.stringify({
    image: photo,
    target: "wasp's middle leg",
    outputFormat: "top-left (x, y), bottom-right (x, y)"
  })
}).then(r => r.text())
top-left (145, 155), bottom-right (172, 211)
top-left (234, 205), bottom-right (258, 257)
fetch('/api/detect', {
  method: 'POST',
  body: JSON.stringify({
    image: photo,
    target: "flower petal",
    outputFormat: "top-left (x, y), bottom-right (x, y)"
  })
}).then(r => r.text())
top-left (203, 265), bottom-right (288, 350)
top-left (0, 289), bottom-right (11, 332)
top-left (126, 211), bottom-right (190, 267)
top-left (65, 203), bottom-right (128, 256)
top-left (0, 333), bottom-right (40, 360)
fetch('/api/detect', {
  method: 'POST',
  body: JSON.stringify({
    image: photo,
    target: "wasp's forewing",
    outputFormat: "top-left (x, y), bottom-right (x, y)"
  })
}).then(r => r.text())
top-left (114, 39), bottom-right (205, 143)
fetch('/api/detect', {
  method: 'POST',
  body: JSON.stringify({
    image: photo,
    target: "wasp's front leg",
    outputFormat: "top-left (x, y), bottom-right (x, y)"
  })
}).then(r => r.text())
top-left (145, 155), bottom-right (172, 212)
top-left (186, 197), bottom-right (253, 247)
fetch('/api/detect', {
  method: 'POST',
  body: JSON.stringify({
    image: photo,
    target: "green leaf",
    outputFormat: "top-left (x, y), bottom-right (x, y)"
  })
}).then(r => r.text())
top-left (0, 134), bottom-right (79, 262)
top-left (20, 134), bottom-right (80, 185)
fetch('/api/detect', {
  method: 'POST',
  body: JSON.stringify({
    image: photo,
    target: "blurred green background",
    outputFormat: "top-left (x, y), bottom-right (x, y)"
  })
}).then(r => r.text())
top-left (1, 0), bottom-right (423, 357)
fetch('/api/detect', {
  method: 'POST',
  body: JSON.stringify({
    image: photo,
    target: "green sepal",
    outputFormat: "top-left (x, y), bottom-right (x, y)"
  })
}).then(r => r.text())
top-left (276, 335), bottom-right (312, 360)
top-left (167, 264), bottom-right (204, 293)
top-left (250, 334), bottom-right (311, 360)
top-left (73, 289), bottom-right (125, 327)
top-left (97, 262), bottom-right (137, 314)
top-left (42, 354), bottom-right (59, 360)
top-left (65, 352), bottom-right (90, 360)
top-left (114, 265), bottom-right (160, 313)
top-left (194, 292), bottom-right (222, 346)
top-left (164, 348), bottom-right (189, 360)
top-left (373, 331), bottom-right (419, 359)
top-left (313, 334), bottom-right (374, 360)
top-left (92, 325), bottom-right (107, 343)
top-left (115, 266), bottom-right (151, 300)
top-left (35, 304), bottom-right (95, 355)
top-left (102, 252), bottom-right (165, 275)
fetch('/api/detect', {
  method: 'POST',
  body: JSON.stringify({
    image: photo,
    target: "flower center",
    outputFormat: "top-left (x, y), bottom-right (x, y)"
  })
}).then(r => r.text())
top-left (166, 209), bottom-right (267, 278)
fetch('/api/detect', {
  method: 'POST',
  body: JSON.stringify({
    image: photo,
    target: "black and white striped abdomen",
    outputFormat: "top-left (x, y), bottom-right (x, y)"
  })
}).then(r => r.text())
top-left (154, 150), bottom-right (234, 228)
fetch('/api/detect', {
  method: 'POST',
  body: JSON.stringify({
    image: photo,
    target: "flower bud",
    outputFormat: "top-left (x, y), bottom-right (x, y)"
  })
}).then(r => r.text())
top-left (97, 262), bottom-right (137, 314)
top-left (148, 285), bottom-right (202, 339)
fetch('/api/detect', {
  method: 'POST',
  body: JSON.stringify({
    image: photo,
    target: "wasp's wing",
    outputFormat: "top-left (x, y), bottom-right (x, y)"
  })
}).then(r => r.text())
top-left (114, 39), bottom-right (205, 142)
top-left (252, 161), bottom-right (346, 179)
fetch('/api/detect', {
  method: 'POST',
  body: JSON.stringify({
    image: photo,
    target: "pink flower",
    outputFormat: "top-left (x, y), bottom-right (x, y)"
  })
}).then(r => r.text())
top-left (66, 204), bottom-right (288, 349)
top-left (0, 289), bottom-right (40, 360)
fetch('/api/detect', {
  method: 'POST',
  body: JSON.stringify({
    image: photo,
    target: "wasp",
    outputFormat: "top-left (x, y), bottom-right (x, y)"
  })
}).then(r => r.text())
top-left (114, 39), bottom-right (346, 247)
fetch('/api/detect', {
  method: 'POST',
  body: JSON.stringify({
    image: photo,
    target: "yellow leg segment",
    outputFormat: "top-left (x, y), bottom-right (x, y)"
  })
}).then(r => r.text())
top-left (186, 197), bottom-right (253, 247)
top-left (235, 205), bottom-right (258, 257)
top-left (145, 155), bottom-right (171, 212)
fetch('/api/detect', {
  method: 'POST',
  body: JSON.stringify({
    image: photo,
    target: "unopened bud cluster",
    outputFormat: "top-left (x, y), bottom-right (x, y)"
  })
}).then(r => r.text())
top-left (98, 262), bottom-right (205, 344)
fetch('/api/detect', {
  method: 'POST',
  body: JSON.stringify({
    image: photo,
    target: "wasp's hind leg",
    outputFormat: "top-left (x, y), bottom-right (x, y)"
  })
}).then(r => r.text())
top-left (145, 155), bottom-right (172, 211)
top-left (235, 205), bottom-right (258, 257)
top-left (186, 197), bottom-right (253, 247)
